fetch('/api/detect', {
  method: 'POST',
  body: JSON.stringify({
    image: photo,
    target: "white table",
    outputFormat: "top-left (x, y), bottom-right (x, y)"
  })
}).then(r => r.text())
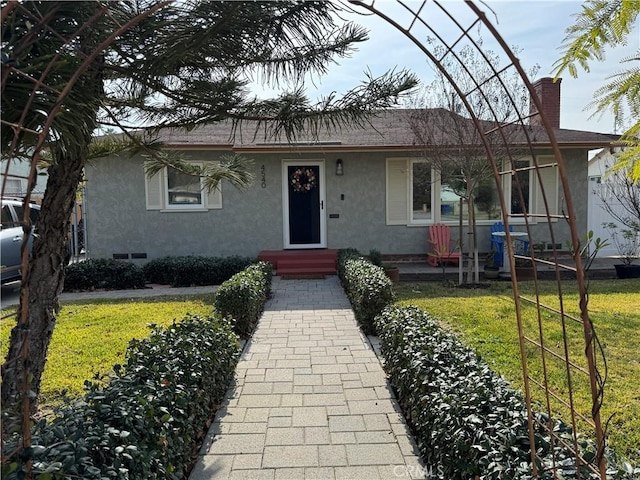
top-left (492, 231), bottom-right (529, 273)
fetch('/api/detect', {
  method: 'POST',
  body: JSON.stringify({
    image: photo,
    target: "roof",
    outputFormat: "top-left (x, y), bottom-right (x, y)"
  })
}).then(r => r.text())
top-left (154, 109), bottom-right (619, 152)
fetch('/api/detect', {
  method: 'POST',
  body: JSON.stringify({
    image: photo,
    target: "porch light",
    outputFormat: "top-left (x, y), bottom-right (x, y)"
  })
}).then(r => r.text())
top-left (336, 158), bottom-right (344, 176)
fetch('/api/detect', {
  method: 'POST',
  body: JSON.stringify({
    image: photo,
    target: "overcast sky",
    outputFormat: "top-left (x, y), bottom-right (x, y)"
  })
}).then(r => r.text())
top-left (257, 0), bottom-right (639, 135)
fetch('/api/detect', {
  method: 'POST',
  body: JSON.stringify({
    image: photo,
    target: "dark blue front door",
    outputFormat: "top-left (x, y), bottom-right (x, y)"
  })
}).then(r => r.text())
top-left (287, 164), bottom-right (322, 247)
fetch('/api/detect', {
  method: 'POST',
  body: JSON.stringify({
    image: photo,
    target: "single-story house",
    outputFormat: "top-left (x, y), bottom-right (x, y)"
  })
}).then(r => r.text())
top-left (84, 78), bottom-right (616, 265)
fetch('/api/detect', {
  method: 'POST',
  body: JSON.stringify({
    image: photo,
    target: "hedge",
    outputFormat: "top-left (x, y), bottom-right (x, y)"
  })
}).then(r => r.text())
top-left (213, 261), bottom-right (273, 338)
top-left (337, 248), bottom-right (395, 335)
top-left (143, 255), bottom-right (256, 287)
top-left (2, 315), bottom-right (240, 480)
top-left (64, 258), bottom-right (146, 291)
top-left (374, 304), bottom-right (638, 480)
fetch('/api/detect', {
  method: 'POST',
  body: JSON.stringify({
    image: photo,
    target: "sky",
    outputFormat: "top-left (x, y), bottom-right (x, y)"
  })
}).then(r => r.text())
top-left (257, 0), bottom-right (639, 135)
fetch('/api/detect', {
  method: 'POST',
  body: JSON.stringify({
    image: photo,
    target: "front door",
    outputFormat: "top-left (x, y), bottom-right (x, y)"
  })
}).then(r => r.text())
top-left (283, 160), bottom-right (326, 249)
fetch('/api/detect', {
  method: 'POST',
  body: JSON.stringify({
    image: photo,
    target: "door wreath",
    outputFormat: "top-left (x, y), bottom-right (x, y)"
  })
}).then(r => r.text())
top-left (290, 167), bottom-right (317, 193)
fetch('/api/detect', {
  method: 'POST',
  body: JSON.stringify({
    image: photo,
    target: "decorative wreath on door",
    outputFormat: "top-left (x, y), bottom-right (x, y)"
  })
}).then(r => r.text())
top-left (290, 167), bottom-right (317, 193)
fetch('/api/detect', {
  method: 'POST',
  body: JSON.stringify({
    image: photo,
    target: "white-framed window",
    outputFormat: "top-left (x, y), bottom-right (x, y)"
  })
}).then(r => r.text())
top-left (165, 165), bottom-right (204, 209)
top-left (508, 159), bottom-right (530, 217)
top-left (144, 162), bottom-right (222, 211)
top-left (386, 156), bottom-right (558, 226)
top-left (410, 160), bottom-right (434, 223)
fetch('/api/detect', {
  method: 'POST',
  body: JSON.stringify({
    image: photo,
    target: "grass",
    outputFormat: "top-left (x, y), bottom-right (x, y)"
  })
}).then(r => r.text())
top-left (0, 294), bottom-right (216, 408)
top-left (394, 278), bottom-right (640, 466)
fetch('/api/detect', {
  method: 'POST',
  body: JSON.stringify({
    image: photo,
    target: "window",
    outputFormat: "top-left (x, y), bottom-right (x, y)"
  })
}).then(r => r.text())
top-left (166, 167), bottom-right (203, 208)
top-left (4, 179), bottom-right (22, 195)
top-left (1, 205), bottom-right (14, 228)
top-left (510, 160), bottom-right (531, 215)
top-left (473, 178), bottom-right (502, 221)
top-left (386, 157), bottom-right (557, 226)
top-left (436, 161), bottom-right (503, 224)
top-left (144, 161), bottom-right (222, 211)
top-left (411, 161), bottom-right (433, 222)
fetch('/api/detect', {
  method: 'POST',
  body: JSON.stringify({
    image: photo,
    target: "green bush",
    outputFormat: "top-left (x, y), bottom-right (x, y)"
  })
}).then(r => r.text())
top-left (214, 261), bottom-right (273, 338)
top-left (337, 250), bottom-right (394, 335)
top-left (64, 258), bottom-right (146, 291)
top-left (337, 248), bottom-right (361, 279)
top-left (143, 255), bottom-right (255, 287)
top-left (2, 314), bottom-right (240, 479)
top-left (368, 249), bottom-right (383, 267)
top-left (374, 305), bottom-right (639, 479)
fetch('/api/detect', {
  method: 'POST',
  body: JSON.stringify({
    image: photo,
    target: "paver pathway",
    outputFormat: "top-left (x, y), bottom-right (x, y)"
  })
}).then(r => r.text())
top-left (189, 276), bottom-right (426, 480)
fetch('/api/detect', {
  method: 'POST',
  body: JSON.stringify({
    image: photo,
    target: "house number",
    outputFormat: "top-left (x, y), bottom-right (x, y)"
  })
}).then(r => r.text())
top-left (261, 165), bottom-right (266, 188)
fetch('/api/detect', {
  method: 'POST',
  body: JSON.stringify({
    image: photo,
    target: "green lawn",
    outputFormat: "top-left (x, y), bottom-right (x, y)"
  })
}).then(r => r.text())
top-left (394, 279), bottom-right (640, 466)
top-left (0, 294), bottom-right (216, 407)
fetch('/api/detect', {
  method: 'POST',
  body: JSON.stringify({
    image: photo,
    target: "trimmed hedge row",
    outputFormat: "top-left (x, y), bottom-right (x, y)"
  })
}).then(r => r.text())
top-left (213, 261), bottom-right (273, 338)
top-left (2, 314), bottom-right (240, 479)
top-left (143, 255), bottom-right (256, 287)
top-left (374, 305), bottom-right (638, 480)
top-left (337, 249), bottom-right (395, 335)
top-left (64, 258), bottom-right (146, 291)
top-left (64, 255), bottom-right (257, 291)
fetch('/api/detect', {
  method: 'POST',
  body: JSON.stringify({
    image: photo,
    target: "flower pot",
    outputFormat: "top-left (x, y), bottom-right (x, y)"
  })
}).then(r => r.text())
top-left (614, 264), bottom-right (640, 279)
top-left (483, 265), bottom-right (500, 280)
top-left (384, 266), bottom-right (400, 282)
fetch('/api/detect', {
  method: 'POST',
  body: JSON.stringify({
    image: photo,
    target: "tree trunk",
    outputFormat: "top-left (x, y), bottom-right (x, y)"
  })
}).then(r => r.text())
top-left (2, 144), bottom-right (90, 416)
top-left (1, 27), bottom-right (103, 429)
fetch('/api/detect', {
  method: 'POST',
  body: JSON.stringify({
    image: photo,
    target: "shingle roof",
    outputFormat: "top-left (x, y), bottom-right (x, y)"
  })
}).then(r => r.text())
top-left (156, 109), bottom-right (618, 151)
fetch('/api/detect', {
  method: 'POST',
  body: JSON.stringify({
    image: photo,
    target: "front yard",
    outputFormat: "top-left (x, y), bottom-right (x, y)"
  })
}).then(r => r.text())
top-left (1, 275), bottom-right (637, 469)
top-left (0, 294), bottom-right (216, 408)
top-left (394, 279), bottom-right (640, 466)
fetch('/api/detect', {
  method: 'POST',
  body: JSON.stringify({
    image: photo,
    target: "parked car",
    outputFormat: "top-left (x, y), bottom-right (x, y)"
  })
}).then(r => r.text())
top-left (1, 198), bottom-right (40, 284)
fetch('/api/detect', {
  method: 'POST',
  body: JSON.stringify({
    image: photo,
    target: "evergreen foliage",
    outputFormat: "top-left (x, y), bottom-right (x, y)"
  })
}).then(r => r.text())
top-left (213, 261), bottom-right (273, 338)
top-left (374, 304), bottom-right (639, 479)
top-left (553, 0), bottom-right (640, 180)
top-left (1, 314), bottom-right (240, 479)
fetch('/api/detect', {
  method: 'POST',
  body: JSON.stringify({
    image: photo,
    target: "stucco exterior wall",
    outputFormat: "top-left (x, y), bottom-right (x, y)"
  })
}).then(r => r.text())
top-left (84, 148), bottom-right (588, 261)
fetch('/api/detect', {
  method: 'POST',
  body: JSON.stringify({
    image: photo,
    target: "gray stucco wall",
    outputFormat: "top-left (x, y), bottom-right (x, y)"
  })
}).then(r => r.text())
top-left (84, 148), bottom-right (588, 261)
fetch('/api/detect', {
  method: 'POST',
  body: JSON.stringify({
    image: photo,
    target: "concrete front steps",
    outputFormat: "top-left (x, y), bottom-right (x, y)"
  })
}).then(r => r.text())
top-left (258, 249), bottom-right (338, 278)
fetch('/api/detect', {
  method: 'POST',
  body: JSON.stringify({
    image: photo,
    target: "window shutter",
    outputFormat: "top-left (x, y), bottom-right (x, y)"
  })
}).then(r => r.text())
top-left (535, 161), bottom-right (559, 217)
top-left (206, 183), bottom-right (222, 209)
top-left (144, 165), bottom-right (163, 210)
top-left (386, 158), bottom-right (409, 225)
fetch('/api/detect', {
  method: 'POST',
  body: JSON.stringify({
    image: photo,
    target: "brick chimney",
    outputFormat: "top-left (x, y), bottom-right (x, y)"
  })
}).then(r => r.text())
top-left (529, 77), bottom-right (562, 128)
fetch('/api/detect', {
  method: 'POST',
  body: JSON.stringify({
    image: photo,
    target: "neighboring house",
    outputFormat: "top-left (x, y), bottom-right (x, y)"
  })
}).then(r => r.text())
top-left (587, 148), bottom-right (627, 257)
top-left (84, 78), bottom-right (616, 262)
top-left (0, 158), bottom-right (47, 200)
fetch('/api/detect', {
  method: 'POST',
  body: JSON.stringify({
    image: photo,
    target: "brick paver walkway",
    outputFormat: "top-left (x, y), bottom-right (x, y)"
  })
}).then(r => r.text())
top-left (189, 276), bottom-right (425, 480)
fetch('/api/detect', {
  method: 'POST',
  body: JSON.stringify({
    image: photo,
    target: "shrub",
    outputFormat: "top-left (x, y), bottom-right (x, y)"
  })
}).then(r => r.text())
top-left (214, 261), bottom-right (273, 338)
top-left (337, 250), bottom-right (394, 335)
top-left (143, 255), bottom-right (255, 287)
top-left (368, 249), bottom-right (383, 267)
top-left (1, 314), bottom-right (240, 480)
top-left (374, 305), bottom-right (639, 479)
top-left (337, 248), bottom-right (361, 279)
top-left (64, 258), bottom-right (146, 291)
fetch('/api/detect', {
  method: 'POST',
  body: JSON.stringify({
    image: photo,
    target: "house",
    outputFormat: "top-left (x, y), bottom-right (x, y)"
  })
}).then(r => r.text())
top-left (0, 157), bottom-right (47, 200)
top-left (84, 78), bottom-right (616, 267)
top-left (587, 147), bottom-right (631, 257)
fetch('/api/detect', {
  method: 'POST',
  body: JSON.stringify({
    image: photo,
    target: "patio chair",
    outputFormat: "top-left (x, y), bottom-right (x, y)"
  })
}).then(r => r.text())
top-left (427, 223), bottom-right (460, 267)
